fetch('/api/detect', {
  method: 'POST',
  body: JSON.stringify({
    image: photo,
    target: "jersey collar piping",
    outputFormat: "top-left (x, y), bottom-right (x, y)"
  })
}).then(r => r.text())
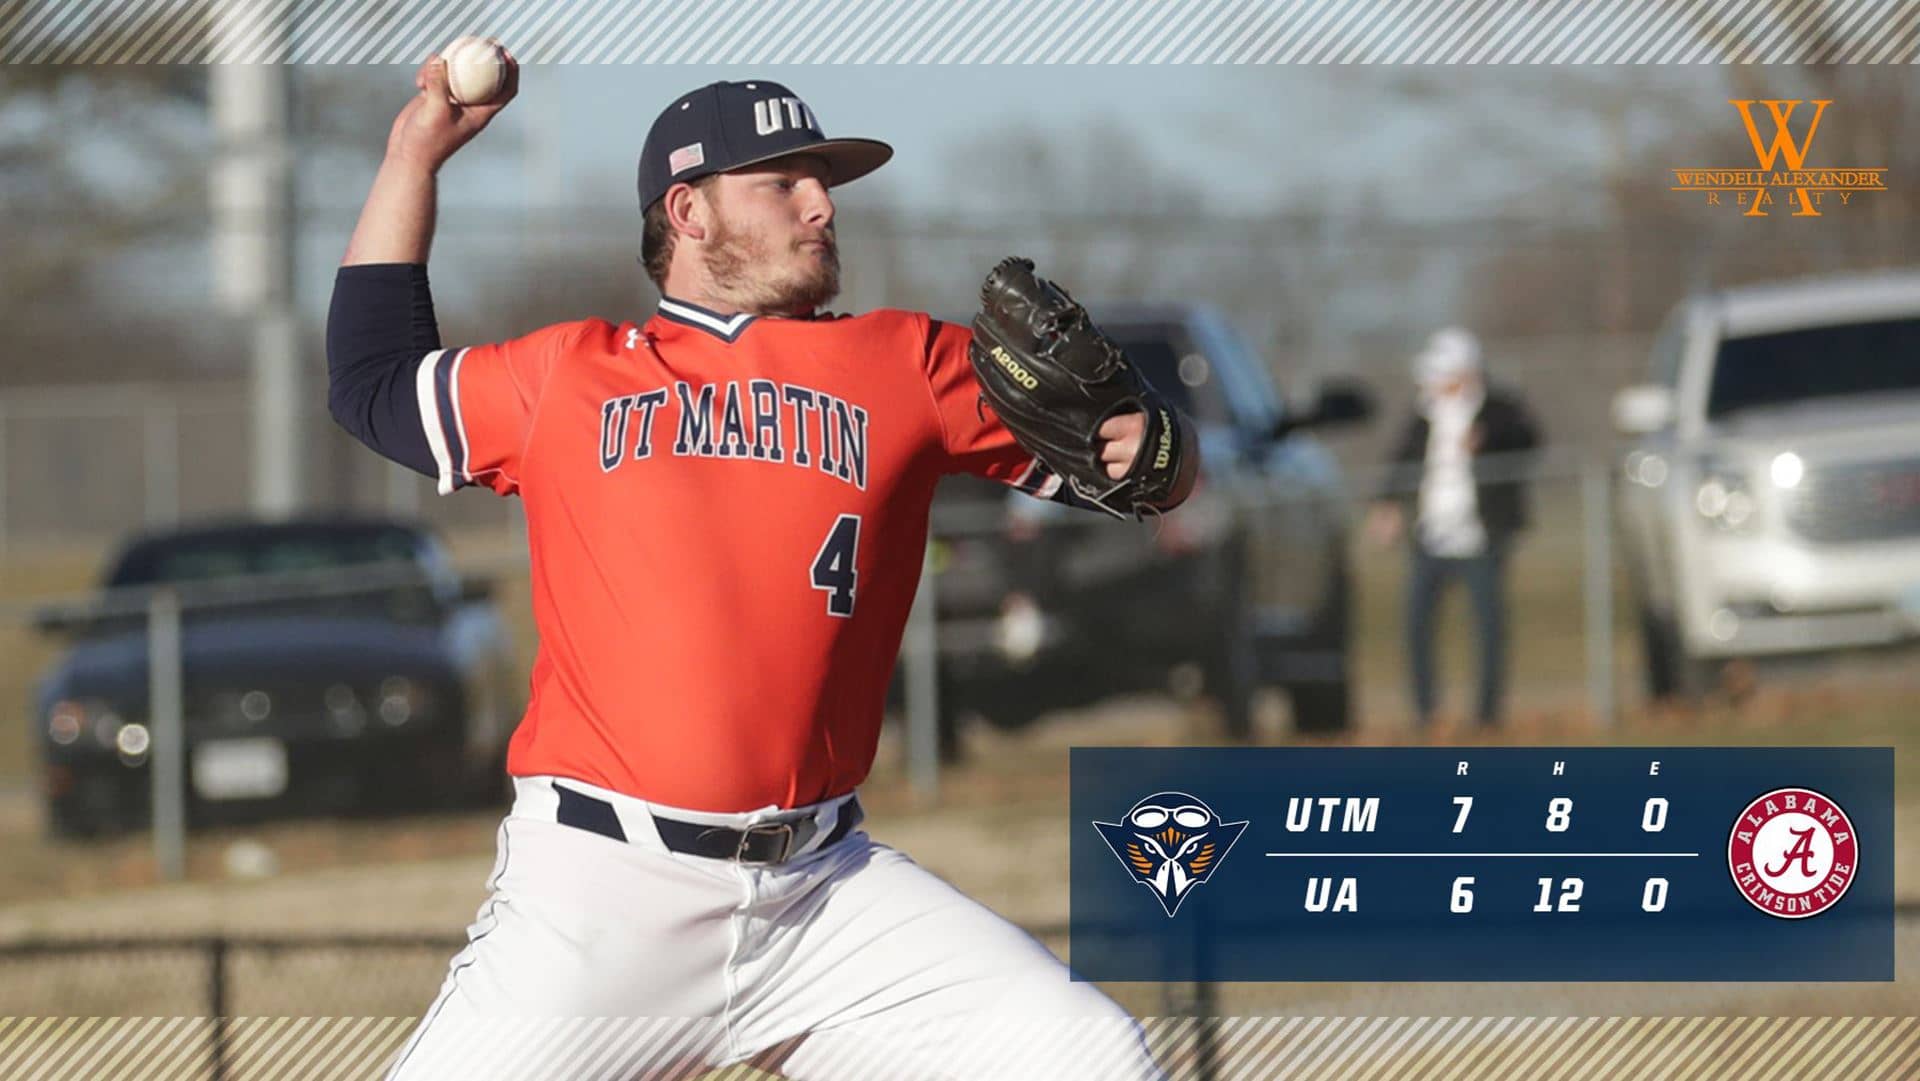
top-left (657, 297), bottom-right (757, 342)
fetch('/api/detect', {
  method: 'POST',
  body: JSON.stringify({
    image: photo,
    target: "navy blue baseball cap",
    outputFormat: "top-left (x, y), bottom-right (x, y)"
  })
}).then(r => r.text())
top-left (637, 80), bottom-right (893, 212)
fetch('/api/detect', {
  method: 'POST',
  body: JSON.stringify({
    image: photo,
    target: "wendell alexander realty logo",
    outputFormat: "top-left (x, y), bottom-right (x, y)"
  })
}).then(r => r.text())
top-left (1727, 786), bottom-right (1858, 919)
top-left (1094, 792), bottom-right (1247, 917)
top-left (1671, 100), bottom-right (1887, 217)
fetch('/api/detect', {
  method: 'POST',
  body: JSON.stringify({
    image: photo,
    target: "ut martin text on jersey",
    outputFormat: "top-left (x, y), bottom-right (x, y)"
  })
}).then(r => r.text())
top-left (598, 380), bottom-right (870, 490)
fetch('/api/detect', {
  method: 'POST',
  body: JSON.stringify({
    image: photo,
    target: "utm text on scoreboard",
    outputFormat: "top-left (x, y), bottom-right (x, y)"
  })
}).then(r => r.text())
top-left (1069, 748), bottom-right (1893, 981)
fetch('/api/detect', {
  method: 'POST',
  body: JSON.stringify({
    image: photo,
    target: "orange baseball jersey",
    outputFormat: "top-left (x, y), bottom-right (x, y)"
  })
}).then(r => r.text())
top-left (415, 298), bottom-right (1059, 812)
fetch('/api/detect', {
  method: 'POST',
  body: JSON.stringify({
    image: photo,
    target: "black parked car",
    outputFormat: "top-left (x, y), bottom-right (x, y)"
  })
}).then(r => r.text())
top-left (917, 303), bottom-right (1372, 753)
top-left (33, 517), bottom-right (521, 837)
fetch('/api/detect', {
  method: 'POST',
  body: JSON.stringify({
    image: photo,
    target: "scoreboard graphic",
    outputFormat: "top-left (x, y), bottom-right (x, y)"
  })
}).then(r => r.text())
top-left (1069, 748), bottom-right (1893, 981)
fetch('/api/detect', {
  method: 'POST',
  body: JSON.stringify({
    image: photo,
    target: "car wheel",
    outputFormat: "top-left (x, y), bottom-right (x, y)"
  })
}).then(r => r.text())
top-left (923, 675), bottom-right (972, 765)
top-left (1638, 603), bottom-right (1722, 701)
top-left (424, 741), bottom-right (471, 810)
top-left (1638, 603), bottom-right (1682, 699)
top-left (1288, 677), bottom-right (1351, 735)
top-left (937, 703), bottom-right (966, 765)
top-left (1284, 558), bottom-right (1352, 735)
top-left (458, 746), bottom-right (513, 810)
top-left (45, 771), bottom-right (125, 839)
top-left (45, 804), bottom-right (104, 841)
top-left (1208, 597), bottom-right (1260, 743)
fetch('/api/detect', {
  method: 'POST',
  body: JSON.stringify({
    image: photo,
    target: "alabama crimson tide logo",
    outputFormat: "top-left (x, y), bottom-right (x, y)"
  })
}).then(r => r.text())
top-left (1727, 787), bottom-right (1858, 919)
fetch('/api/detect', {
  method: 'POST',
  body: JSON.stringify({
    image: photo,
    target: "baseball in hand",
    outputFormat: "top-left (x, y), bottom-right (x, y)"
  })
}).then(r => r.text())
top-left (440, 36), bottom-right (507, 105)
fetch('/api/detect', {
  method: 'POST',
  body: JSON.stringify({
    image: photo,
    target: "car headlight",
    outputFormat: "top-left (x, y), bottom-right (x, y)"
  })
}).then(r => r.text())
top-left (47, 700), bottom-right (85, 746)
top-left (1623, 450), bottom-right (1668, 488)
top-left (325, 683), bottom-right (367, 733)
top-left (1694, 459), bottom-right (1758, 533)
top-left (1769, 451), bottom-right (1804, 489)
top-left (115, 723), bottom-right (151, 760)
top-left (377, 676), bottom-right (429, 726)
top-left (47, 698), bottom-right (124, 748)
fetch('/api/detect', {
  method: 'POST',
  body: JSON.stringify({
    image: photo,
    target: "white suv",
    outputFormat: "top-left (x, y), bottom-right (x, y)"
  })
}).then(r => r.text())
top-left (1614, 270), bottom-right (1920, 696)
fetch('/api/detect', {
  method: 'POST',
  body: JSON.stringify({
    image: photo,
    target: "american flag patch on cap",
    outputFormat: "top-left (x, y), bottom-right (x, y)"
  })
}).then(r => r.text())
top-left (669, 143), bottom-right (705, 174)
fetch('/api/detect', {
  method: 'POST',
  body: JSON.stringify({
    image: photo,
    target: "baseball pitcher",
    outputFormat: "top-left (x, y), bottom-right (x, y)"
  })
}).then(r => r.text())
top-left (327, 55), bottom-right (1196, 1081)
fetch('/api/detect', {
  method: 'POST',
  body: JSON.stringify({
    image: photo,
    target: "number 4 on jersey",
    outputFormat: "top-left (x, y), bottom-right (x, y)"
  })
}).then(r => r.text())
top-left (811, 514), bottom-right (861, 617)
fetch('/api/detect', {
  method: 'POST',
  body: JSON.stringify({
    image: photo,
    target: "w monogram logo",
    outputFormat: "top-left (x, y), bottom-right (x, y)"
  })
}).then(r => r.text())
top-left (1731, 99), bottom-right (1828, 172)
top-left (1669, 100), bottom-right (1884, 218)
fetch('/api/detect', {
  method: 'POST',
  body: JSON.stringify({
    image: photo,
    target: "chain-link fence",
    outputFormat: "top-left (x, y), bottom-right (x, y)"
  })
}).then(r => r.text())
top-left (7, 435), bottom-right (1902, 838)
top-left (0, 388), bottom-right (520, 556)
top-left (0, 934), bottom-right (460, 1017)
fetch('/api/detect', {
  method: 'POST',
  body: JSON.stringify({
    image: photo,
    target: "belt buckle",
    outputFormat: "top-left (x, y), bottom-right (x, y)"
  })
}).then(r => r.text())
top-left (738, 821), bottom-right (796, 864)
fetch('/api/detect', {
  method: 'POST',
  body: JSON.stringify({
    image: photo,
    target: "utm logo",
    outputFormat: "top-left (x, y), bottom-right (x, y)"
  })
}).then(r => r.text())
top-left (1095, 792), bottom-right (1247, 917)
top-left (1670, 100), bottom-right (1887, 217)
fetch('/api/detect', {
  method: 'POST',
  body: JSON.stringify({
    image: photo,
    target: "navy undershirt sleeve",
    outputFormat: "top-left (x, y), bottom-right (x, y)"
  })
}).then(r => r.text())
top-left (325, 263), bottom-right (442, 478)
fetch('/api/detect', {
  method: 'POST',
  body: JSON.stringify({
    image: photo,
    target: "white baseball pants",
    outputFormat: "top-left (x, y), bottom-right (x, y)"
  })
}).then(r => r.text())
top-left (386, 776), bottom-right (1163, 1081)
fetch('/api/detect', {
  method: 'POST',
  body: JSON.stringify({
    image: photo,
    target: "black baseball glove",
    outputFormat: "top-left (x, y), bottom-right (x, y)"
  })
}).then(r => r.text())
top-left (968, 257), bottom-right (1187, 519)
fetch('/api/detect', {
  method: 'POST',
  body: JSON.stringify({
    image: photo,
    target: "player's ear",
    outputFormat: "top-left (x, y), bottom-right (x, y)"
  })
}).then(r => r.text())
top-left (664, 182), bottom-right (708, 242)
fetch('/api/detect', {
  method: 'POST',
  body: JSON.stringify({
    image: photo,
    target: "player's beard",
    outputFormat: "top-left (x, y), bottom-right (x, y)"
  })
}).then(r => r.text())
top-left (703, 218), bottom-right (840, 316)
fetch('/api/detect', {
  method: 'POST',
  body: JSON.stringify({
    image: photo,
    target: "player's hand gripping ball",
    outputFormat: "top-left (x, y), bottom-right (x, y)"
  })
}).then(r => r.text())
top-left (440, 35), bottom-right (508, 105)
top-left (968, 257), bottom-right (1185, 519)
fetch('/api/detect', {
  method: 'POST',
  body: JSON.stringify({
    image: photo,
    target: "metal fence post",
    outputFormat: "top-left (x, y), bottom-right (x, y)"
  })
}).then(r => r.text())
top-left (207, 936), bottom-right (230, 1081)
top-left (149, 587), bottom-right (186, 881)
top-left (1582, 457), bottom-right (1616, 727)
top-left (0, 402), bottom-right (9, 560)
top-left (905, 542), bottom-right (940, 805)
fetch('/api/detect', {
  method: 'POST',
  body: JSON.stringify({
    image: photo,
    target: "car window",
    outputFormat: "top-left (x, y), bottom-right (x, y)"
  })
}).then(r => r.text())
top-left (1707, 316), bottom-right (1920, 419)
top-left (1104, 323), bottom-right (1235, 427)
top-left (107, 528), bottom-right (425, 587)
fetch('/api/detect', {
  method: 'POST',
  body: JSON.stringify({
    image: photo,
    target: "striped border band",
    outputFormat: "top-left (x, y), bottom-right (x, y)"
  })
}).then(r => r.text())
top-left (1, 1016), bottom-right (1916, 1079)
top-left (6, 0), bottom-right (1920, 64)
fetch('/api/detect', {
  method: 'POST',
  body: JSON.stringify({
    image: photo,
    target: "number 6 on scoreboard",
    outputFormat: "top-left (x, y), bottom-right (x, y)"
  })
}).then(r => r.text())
top-left (1451, 876), bottom-right (1474, 913)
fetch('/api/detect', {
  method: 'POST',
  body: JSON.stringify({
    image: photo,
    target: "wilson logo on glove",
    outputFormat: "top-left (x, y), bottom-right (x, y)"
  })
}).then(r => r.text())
top-left (988, 346), bottom-right (1040, 390)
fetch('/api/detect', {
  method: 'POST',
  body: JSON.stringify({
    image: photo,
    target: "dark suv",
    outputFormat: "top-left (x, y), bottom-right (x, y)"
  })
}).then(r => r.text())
top-left (922, 304), bottom-right (1371, 750)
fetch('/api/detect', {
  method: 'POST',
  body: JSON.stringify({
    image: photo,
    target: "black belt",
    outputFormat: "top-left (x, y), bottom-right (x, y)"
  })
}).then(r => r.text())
top-left (554, 785), bottom-right (863, 865)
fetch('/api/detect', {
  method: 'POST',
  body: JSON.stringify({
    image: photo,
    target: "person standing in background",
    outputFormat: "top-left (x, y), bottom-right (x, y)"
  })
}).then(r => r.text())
top-left (1366, 327), bottom-right (1541, 730)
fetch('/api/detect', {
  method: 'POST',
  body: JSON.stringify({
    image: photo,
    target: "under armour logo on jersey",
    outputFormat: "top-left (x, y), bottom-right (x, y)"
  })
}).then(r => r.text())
top-left (1094, 793), bottom-right (1247, 917)
top-left (754, 97), bottom-right (820, 137)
